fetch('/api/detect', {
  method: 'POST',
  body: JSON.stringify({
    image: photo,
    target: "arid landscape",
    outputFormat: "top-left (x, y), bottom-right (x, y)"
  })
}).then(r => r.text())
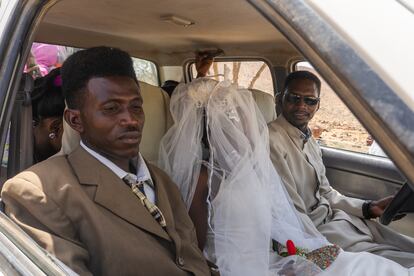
top-left (302, 67), bottom-right (370, 153)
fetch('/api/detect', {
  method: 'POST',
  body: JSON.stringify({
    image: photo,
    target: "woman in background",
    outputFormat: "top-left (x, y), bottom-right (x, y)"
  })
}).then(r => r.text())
top-left (31, 68), bottom-right (65, 163)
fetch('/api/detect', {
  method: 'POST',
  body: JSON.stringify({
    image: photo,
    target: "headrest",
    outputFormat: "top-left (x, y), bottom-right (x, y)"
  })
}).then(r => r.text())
top-left (250, 89), bottom-right (276, 123)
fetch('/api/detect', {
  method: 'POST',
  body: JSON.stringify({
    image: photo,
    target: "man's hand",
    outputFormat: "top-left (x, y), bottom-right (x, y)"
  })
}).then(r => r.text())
top-left (366, 135), bottom-right (374, 146)
top-left (369, 195), bottom-right (394, 218)
top-left (25, 52), bottom-right (42, 78)
top-left (195, 51), bottom-right (214, 78)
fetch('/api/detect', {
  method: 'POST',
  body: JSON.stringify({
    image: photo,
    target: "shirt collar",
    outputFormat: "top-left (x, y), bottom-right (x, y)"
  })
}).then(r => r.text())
top-left (278, 115), bottom-right (312, 148)
top-left (80, 141), bottom-right (152, 183)
top-left (301, 127), bottom-right (312, 142)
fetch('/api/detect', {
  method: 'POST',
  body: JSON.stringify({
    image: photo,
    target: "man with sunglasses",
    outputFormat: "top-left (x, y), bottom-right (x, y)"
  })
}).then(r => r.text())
top-left (268, 71), bottom-right (414, 267)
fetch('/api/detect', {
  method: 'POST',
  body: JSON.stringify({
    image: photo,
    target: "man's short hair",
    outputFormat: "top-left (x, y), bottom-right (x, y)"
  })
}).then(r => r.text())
top-left (61, 46), bottom-right (138, 109)
top-left (283, 70), bottom-right (321, 95)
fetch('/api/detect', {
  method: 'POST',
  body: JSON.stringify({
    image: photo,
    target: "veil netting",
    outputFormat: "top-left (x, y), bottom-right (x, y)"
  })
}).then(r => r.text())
top-left (158, 77), bottom-right (330, 276)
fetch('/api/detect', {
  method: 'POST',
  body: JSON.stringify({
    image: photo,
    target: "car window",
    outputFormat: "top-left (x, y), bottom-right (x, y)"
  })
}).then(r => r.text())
top-left (26, 43), bottom-right (159, 86)
top-left (190, 60), bottom-right (275, 96)
top-left (132, 58), bottom-right (159, 86)
top-left (294, 61), bottom-right (388, 158)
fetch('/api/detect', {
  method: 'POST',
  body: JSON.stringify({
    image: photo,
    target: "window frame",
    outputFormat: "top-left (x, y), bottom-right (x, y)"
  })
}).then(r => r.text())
top-left (184, 56), bottom-right (277, 96)
top-left (251, 0), bottom-right (414, 185)
top-left (130, 56), bottom-right (160, 87)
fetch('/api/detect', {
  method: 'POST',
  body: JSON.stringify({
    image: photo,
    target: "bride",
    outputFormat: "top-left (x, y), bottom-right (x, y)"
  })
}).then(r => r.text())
top-left (158, 75), bottom-right (414, 276)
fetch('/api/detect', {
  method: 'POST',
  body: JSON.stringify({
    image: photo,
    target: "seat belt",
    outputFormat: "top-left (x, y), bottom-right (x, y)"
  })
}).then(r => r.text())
top-left (7, 73), bottom-right (34, 177)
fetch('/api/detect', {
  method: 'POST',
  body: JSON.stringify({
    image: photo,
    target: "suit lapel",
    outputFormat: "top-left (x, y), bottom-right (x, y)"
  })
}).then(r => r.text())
top-left (147, 163), bottom-right (182, 252)
top-left (68, 147), bottom-right (171, 241)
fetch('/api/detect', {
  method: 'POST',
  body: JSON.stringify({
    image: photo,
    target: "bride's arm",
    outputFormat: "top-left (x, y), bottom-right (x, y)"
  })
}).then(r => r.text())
top-left (188, 166), bottom-right (209, 250)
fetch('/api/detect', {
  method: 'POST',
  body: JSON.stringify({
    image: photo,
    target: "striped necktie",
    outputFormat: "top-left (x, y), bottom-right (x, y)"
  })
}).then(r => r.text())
top-left (123, 174), bottom-right (167, 228)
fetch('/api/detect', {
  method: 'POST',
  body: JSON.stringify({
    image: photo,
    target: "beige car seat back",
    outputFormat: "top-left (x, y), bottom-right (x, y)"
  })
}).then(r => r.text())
top-left (249, 88), bottom-right (276, 123)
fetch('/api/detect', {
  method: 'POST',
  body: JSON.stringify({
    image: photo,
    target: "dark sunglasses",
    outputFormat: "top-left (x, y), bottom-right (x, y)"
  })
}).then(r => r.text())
top-left (284, 92), bottom-right (320, 106)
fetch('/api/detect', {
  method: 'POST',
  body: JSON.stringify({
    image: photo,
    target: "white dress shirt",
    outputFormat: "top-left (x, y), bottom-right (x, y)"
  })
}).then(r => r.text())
top-left (80, 141), bottom-right (156, 203)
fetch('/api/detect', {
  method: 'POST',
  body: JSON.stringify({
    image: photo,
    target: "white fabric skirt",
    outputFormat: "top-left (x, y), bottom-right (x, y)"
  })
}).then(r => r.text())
top-left (320, 251), bottom-right (414, 276)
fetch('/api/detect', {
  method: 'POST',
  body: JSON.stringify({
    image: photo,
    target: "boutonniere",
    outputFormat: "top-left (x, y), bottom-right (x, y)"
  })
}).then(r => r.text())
top-left (278, 240), bottom-right (308, 257)
top-left (276, 239), bottom-right (340, 270)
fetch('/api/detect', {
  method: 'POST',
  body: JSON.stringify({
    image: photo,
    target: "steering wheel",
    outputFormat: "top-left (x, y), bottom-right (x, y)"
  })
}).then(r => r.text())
top-left (380, 182), bottom-right (414, 225)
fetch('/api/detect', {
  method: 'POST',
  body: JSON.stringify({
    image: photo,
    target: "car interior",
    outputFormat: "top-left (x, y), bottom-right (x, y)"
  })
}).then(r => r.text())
top-left (0, 0), bottom-right (413, 273)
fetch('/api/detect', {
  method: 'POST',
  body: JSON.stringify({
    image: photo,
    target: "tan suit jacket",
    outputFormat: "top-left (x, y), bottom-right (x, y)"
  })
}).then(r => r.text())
top-left (1, 146), bottom-right (212, 276)
top-left (268, 115), bottom-right (414, 267)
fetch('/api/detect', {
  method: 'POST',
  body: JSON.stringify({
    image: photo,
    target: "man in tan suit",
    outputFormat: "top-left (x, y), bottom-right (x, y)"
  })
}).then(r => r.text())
top-left (268, 71), bottom-right (414, 267)
top-left (2, 47), bottom-right (215, 275)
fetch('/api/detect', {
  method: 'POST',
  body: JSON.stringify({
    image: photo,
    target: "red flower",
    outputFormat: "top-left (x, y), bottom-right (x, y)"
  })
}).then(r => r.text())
top-left (286, 240), bottom-right (296, 256)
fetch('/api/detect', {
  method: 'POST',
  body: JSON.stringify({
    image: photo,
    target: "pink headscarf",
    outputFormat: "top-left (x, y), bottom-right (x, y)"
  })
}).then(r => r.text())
top-left (30, 43), bottom-right (60, 76)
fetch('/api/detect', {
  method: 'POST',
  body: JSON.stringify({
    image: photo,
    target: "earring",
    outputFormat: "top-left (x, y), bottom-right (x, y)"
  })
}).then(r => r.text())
top-left (48, 133), bottom-right (56, 139)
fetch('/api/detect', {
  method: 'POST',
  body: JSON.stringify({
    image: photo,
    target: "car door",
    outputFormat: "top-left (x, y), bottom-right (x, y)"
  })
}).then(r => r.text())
top-left (322, 147), bottom-right (414, 237)
top-left (0, 1), bottom-right (79, 274)
top-left (0, 0), bottom-right (45, 178)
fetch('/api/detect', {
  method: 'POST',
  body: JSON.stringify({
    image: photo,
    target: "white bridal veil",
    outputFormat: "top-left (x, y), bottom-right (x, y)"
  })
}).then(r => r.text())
top-left (159, 76), bottom-right (329, 276)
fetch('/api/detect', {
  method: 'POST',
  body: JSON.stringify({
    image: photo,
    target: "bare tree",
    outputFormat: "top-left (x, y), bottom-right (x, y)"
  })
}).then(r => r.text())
top-left (248, 63), bottom-right (266, 89)
top-left (232, 62), bottom-right (241, 85)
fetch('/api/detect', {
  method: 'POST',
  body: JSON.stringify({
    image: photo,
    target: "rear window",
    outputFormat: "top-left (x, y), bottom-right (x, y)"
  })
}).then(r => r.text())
top-left (132, 58), bottom-right (159, 86)
top-left (25, 43), bottom-right (159, 86)
top-left (190, 60), bottom-right (275, 96)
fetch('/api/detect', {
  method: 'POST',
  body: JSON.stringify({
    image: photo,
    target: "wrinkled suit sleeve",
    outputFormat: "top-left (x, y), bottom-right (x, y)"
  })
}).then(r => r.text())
top-left (315, 145), bottom-right (365, 218)
top-left (1, 175), bottom-right (92, 276)
top-left (269, 132), bottom-right (331, 236)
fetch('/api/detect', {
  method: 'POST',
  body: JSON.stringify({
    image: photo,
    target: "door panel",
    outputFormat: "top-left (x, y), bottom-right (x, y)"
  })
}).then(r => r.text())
top-left (322, 147), bottom-right (404, 199)
top-left (321, 146), bottom-right (414, 237)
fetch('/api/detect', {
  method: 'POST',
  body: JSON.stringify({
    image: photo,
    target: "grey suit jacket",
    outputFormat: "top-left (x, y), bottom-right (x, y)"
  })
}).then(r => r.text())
top-left (268, 115), bottom-right (365, 225)
top-left (1, 146), bottom-right (212, 276)
top-left (268, 115), bottom-right (414, 257)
